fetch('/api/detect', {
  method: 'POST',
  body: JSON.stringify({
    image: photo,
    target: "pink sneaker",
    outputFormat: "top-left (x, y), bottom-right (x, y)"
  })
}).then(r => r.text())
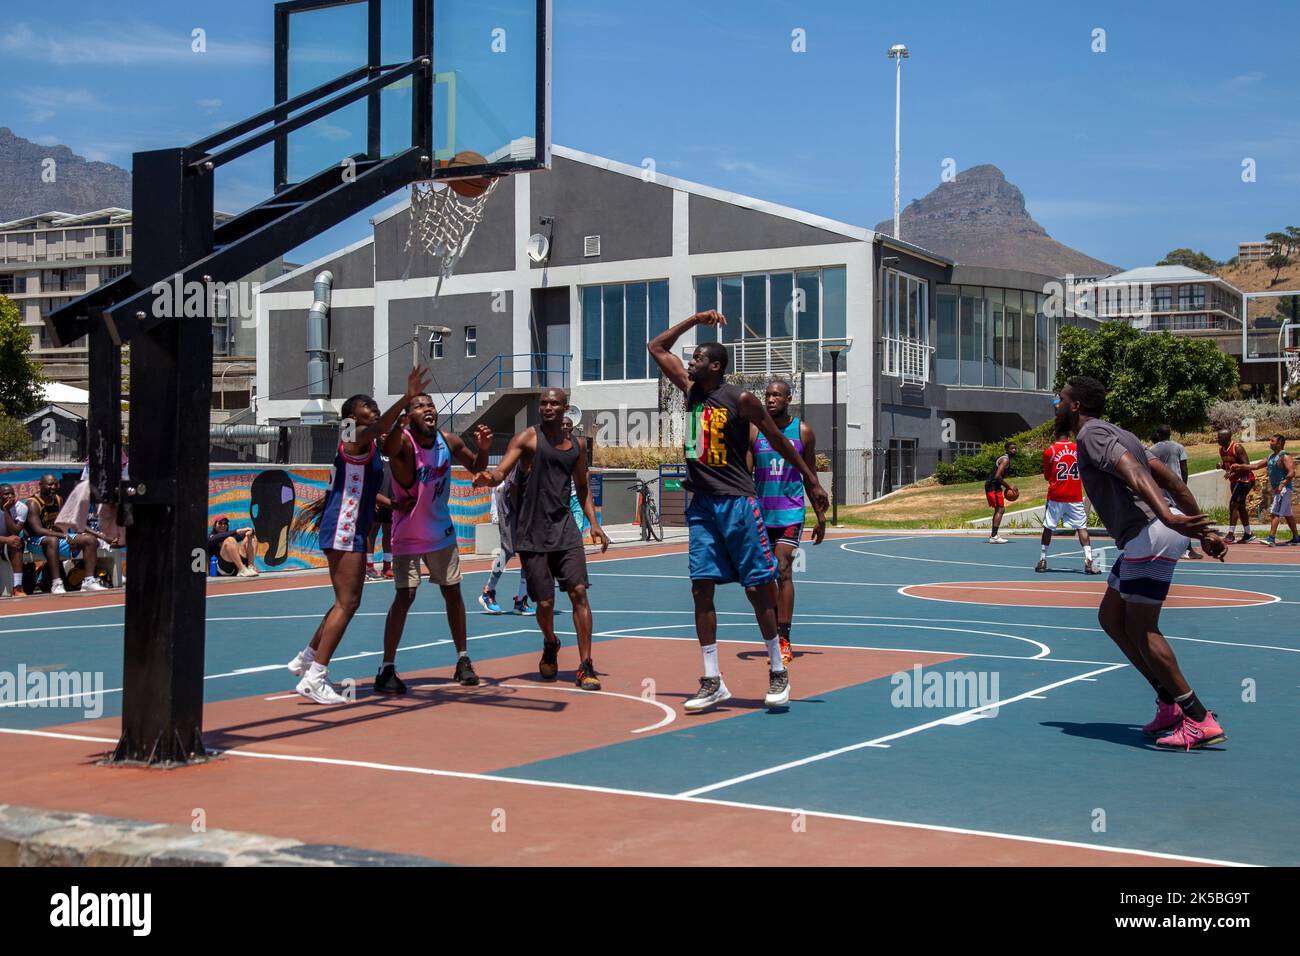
top-left (1156, 712), bottom-right (1226, 750)
top-left (1142, 699), bottom-right (1183, 737)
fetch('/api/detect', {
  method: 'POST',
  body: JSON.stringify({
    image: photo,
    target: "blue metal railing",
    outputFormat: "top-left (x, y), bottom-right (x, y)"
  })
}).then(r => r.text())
top-left (438, 353), bottom-right (570, 427)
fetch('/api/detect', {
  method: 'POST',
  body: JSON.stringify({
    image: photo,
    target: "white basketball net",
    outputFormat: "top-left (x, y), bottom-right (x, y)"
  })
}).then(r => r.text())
top-left (1285, 349), bottom-right (1300, 387)
top-left (402, 177), bottom-right (501, 303)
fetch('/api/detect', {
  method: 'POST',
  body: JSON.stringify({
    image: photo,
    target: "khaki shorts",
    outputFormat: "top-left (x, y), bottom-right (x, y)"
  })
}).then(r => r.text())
top-left (393, 545), bottom-right (462, 589)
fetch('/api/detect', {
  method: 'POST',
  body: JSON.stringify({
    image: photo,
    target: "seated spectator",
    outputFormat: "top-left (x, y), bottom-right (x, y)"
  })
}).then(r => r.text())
top-left (208, 516), bottom-right (260, 578)
top-left (1, 484), bottom-right (27, 597)
top-left (24, 474), bottom-right (108, 594)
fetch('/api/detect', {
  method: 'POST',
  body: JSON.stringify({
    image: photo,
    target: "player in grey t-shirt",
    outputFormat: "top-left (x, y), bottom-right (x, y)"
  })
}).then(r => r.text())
top-left (1056, 376), bottom-right (1229, 751)
top-left (1147, 424), bottom-right (1201, 559)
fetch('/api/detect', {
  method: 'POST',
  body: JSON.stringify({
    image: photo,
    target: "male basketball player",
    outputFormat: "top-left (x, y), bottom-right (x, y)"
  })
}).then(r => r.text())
top-left (649, 310), bottom-right (829, 713)
top-left (1217, 429), bottom-right (1255, 543)
top-left (985, 444), bottom-right (1017, 544)
top-left (1037, 427), bottom-right (1098, 574)
top-left (1056, 376), bottom-right (1229, 750)
top-left (747, 379), bottom-right (825, 665)
top-left (375, 393), bottom-right (492, 694)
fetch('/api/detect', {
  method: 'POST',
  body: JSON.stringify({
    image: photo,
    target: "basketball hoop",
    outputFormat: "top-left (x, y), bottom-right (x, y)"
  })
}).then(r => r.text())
top-left (1284, 347), bottom-right (1300, 387)
top-left (402, 151), bottom-right (501, 304)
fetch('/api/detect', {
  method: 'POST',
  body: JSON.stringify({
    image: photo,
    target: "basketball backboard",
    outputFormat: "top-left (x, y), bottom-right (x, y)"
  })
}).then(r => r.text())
top-left (274, 0), bottom-right (551, 192)
top-left (1241, 289), bottom-right (1300, 364)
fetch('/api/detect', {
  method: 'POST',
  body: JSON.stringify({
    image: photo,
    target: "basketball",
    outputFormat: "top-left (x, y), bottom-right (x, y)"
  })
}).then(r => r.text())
top-left (1005, 487), bottom-right (1020, 502)
top-left (441, 150), bottom-right (495, 198)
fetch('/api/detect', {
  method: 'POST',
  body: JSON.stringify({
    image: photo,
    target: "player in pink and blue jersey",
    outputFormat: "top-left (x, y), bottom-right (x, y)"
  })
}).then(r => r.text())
top-left (286, 366), bottom-right (430, 704)
top-left (748, 379), bottom-right (824, 665)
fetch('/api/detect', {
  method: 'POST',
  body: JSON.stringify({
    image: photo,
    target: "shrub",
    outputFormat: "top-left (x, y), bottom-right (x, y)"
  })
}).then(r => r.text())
top-left (0, 415), bottom-right (33, 459)
top-left (933, 420), bottom-right (1057, 485)
top-left (1207, 400), bottom-right (1300, 434)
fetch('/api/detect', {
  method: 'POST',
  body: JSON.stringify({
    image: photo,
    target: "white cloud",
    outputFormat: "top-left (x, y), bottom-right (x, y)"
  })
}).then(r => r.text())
top-left (15, 86), bottom-right (105, 122)
top-left (1, 21), bottom-right (270, 66)
top-left (197, 98), bottom-right (223, 112)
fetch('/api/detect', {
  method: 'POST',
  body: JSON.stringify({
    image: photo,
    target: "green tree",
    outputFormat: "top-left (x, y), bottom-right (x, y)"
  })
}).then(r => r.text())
top-left (1157, 248), bottom-right (1220, 273)
top-left (1054, 321), bottom-right (1238, 435)
top-left (1266, 253), bottom-right (1292, 285)
top-left (0, 295), bottom-right (44, 417)
top-left (0, 415), bottom-right (33, 459)
top-left (1265, 231), bottom-right (1292, 256)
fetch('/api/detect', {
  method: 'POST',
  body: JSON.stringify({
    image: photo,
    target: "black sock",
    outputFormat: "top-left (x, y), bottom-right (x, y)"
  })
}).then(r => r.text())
top-left (1175, 690), bottom-right (1208, 721)
top-left (1147, 677), bottom-right (1175, 705)
top-left (777, 622), bottom-right (791, 640)
top-left (990, 525), bottom-right (1000, 538)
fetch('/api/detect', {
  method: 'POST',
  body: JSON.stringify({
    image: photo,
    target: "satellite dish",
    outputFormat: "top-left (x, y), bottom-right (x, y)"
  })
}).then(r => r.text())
top-left (526, 232), bottom-right (551, 263)
top-left (564, 403), bottom-right (584, 432)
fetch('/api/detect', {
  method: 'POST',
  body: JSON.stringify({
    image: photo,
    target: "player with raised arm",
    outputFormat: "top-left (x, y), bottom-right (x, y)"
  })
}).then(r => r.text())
top-left (648, 310), bottom-right (829, 712)
top-left (1229, 434), bottom-right (1297, 546)
top-left (1055, 376), bottom-right (1229, 750)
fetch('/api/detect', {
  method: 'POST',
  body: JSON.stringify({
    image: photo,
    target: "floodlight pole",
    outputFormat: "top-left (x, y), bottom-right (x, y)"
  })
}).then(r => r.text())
top-left (824, 341), bottom-right (851, 525)
top-left (888, 44), bottom-right (909, 240)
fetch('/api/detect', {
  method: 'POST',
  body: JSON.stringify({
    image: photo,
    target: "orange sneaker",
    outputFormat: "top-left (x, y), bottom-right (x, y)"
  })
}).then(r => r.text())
top-left (778, 635), bottom-right (793, 666)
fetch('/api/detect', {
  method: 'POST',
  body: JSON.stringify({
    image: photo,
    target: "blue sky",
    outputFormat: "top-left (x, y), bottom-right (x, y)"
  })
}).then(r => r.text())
top-left (3, 0), bottom-right (1297, 269)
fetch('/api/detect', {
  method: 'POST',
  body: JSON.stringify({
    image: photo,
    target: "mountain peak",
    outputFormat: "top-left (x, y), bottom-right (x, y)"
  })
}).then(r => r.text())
top-left (877, 163), bottom-right (1119, 276)
top-left (0, 128), bottom-right (132, 221)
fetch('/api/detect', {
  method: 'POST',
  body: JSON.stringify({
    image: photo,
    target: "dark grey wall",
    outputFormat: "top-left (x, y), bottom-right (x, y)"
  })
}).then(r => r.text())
top-left (271, 244), bottom-right (375, 293)
top-left (268, 306), bottom-right (375, 402)
top-left (374, 176), bottom-right (516, 280)
top-left (387, 292), bottom-right (513, 395)
top-left (530, 156), bottom-right (673, 267)
top-left (689, 195), bottom-right (850, 255)
top-left (950, 265), bottom-right (1060, 292)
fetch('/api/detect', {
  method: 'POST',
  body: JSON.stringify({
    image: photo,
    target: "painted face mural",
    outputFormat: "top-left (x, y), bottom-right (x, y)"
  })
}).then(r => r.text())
top-left (250, 470), bottom-right (296, 566)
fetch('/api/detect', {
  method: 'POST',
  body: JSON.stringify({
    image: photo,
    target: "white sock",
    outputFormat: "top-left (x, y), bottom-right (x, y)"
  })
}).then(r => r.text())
top-left (1040, 544), bottom-right (1049, 557)
top-left (458, 650), bottom-right (469, 660)
top-left (307, 661), bottom-right (327, 678)
top-left (702, 643), bottom-right (720, 678)
top-left (1084, 545), bottom-right (1093, 560)
top-left (765, 637), bottom-right (785, 672)
top-left (300, 645), bottom-right (316, 662)
top-left (380, 660), bottom-right (394, 670)
top-left (516, 577), bottom-right (529, 600)
top-left (382, 552), bottom-right (392, 562)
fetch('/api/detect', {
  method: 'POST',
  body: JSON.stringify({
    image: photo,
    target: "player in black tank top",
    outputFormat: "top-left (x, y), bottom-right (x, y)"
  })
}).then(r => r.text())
top-left (650, 309), bottom-right (830, 713)
top-left (475, 388), bottom-right (609, 690)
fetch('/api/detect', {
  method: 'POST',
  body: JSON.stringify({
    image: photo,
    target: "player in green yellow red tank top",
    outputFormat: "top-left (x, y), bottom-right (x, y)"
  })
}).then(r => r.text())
top-left (746, 379), bottom-right (821, 666)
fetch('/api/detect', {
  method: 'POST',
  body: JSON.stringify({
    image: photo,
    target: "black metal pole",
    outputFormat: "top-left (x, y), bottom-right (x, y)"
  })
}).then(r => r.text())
top-left (111, 147), bottom-right (214, 766)
top-left (831, 350), bottom-right (840, 526)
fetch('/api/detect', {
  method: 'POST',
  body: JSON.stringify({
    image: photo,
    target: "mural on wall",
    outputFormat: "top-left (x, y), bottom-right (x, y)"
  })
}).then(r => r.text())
top-left (1, 463), bottom-right (493, 573)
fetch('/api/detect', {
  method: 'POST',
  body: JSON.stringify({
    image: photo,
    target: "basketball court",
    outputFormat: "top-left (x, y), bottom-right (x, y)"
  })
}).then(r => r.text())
top-left (2, 532), bottom-right (1296, 867)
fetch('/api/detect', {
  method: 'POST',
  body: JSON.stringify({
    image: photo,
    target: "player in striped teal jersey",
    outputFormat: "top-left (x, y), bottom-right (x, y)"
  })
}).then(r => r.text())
top-left (748, 379), bottom-right (824, 665)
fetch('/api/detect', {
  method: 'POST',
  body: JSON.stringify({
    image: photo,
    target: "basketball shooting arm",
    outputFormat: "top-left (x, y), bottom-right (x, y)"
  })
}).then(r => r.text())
top-left (358, 366), bottom-right (429, 452)
top-left (647, 310), bottom-right (725, 393)
top-left (740, 391), bottom-right (829, 538)
top-left (573, 439), bottom-right (609, 552)
top-left (1127, 456), bottom-right (1225, 559)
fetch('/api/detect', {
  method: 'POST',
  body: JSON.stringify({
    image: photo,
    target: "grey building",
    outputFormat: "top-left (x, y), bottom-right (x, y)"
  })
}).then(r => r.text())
top-left (253, 147), bottom-right (1079, 498)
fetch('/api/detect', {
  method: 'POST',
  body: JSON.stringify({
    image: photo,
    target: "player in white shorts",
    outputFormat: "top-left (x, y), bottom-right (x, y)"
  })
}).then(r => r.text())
top-left (1037, 430), bottom-right (1099, 574)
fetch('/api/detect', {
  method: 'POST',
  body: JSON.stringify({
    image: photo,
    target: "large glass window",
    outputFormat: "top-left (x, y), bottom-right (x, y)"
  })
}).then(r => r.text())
top-left (770, 273), bottom-right (794, 338)
top-left (1004, 290), bottom-right (1022, 389)
top-left (582, 280), bottom-right (669, 381)
top-left (822, 267), bottom-right (847, 339)
top-left (694, 276), bottom-right (717, 343)
top-left (719, 276), bottom-right (742, 344)
top-left (742, 275), bottom-right (767, 339)
top-left (986, 288), bottom-right (1004, 387)
top-left (959, 287), bottom-right (979, 385)
top-left (936, 286), bottom-right (957, 385)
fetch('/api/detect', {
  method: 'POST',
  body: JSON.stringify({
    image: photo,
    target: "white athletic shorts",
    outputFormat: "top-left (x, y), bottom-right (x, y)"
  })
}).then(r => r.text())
top-left (1043, 499), bottom-right (1087, 531)
top-left (1271, 485), bottom-right (1293, 518)
top-left (1107, 515), bottom-right (1189, 605)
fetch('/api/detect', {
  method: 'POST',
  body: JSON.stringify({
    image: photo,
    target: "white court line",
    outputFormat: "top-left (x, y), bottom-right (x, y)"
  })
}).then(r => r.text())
top-left (0, 724), bottom-right (1251, 867)
top-left (590, 572), bottom-right (904, 588)
top-left (500, 682), bottom-right (676, 734)
top-left (0, 628), bottom-right (534, 708)
top-left (592, 621), bottom-right (1054, 660)
top-left (900, 582), bottom-right (1277, 605)
top-left (897, 583), bottom-right (1281, 609)
top-left (677, 663), bottom-right (1128, 798)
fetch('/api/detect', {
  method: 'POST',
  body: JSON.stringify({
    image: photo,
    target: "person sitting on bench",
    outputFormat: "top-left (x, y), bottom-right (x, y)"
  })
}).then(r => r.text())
top-left (1, 485), bottom-right (28, 597)
top-left (24, 474), bottom-right (108, 594)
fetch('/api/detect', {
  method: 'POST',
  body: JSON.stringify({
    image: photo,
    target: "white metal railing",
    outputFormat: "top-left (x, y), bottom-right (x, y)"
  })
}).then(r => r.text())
top-left (679, 337), bottom-right (850, 375)
top-left (881, 336), bottom-right (933, 384)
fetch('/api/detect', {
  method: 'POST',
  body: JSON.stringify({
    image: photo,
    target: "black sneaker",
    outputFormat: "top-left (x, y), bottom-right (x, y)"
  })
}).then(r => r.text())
top-left (454, 655), bottom-right (480, 686)
top-left (764, 669), bottom-right (791, 707)
top-left (373, 664), bottom-right (406, 695)
top-left (576, 658), bottom-right (601, 691)
top-left (1239, 532), bottom-right (1256, 544)
top-left (683, 676), bottom-right (731, 713)
top-left (539, 641), bottom-right (560, 680)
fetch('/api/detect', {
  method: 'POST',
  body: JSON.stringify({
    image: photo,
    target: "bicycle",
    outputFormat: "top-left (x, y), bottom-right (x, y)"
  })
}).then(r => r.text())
top-left (630, 479), bottom-right (663, 542)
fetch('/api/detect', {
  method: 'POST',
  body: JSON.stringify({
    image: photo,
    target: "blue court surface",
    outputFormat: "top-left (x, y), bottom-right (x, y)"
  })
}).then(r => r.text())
top-left (0, 532), bottom-right (1296, 866)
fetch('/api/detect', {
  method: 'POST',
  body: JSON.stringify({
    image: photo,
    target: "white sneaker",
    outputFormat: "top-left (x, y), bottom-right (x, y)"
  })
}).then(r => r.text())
top-left (764, 669), bottom-right (791, 707)
top-left (987, 536), bottom-right (1009, 544)
top-left (51, 579), bottom-right (66, 594)
top-left (80, 577), bottom-right (106, 591)
top-left (287, 651), bottom-right (314, 677)
top-left (684, 676), bottom-right (732, 713)
top-left (296, 669), bottom-right (349, 705)
top-left (237, 566), bottom-right (258, 577)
